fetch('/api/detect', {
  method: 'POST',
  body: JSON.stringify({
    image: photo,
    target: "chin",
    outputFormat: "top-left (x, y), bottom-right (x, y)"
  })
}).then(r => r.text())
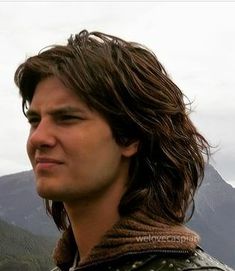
top-left (37, 189), bottom-right (53, 200)
top-left (36, 184), bottom-right (59, 200)
top-left (35, 176), bottom-right (58, 198)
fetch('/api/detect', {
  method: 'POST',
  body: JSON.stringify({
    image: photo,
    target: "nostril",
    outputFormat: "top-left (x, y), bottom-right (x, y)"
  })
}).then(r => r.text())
top-left (38, 143), bottom-right (53, 150)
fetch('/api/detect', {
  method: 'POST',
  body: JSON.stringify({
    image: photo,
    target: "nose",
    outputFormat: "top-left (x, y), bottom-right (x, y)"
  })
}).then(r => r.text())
top-left (27, 118), bottom-right (56, 150)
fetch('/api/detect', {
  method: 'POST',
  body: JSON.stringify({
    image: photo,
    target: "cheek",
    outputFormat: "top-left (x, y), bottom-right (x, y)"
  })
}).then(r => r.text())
top-left (69, 131), bottom-right (119, 164)
top-left (26, 137), bottom-right (34, 164)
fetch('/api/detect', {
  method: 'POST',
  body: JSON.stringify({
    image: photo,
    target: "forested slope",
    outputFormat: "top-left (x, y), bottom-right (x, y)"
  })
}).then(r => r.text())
top-left (0, 218), bottom-right (55, 271)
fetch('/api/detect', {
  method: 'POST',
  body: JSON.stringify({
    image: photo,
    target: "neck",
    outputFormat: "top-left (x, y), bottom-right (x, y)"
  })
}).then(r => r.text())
top-left (63, 179), bottom-right (126, 263)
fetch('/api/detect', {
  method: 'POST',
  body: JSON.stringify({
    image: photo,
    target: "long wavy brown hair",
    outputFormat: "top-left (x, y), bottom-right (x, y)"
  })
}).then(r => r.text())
top-left (15, 30), bottom-right (210, 230)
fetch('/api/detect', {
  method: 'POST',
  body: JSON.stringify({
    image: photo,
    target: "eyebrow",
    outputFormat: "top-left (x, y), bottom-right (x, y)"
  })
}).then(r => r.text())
top-left (26, 106), bottom-right (86, 118)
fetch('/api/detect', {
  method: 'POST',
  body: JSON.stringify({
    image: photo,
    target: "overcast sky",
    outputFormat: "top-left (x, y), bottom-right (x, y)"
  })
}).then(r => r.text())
top-left (0, 2), bottom-right (235, 187)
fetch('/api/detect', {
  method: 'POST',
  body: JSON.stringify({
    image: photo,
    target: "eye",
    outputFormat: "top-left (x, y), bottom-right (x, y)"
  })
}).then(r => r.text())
top-left (60, 115), bottom-right (77, 120)
top-left (57, 115), bottom-right (83, 123)
top-left (27, 116), bottom-right (40, 127)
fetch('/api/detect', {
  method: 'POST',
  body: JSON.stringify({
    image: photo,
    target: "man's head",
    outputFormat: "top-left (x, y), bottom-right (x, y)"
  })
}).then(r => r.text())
top-left (24, 75), bottom-right (138, 207)
top-left (15, 30), bottom-right (210, 228)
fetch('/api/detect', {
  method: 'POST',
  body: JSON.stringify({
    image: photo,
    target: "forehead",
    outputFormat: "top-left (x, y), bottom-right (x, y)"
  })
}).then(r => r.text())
top-left (30, 76), bottom-right (85, 108)
top-left (27, 76), bottom-right (106, 120)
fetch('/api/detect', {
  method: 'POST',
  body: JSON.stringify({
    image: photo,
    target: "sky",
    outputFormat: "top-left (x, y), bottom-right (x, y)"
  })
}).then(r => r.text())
top-left (0, 2), bottom-right (235, 187)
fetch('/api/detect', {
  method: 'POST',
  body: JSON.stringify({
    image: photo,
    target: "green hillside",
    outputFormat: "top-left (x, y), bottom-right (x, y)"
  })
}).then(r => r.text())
top-left (0, 218), bottom-right (56, 271)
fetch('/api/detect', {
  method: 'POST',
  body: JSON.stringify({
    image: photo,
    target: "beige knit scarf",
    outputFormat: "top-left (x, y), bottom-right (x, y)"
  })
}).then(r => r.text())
top-left (53, 210), bottom-right (199, 270)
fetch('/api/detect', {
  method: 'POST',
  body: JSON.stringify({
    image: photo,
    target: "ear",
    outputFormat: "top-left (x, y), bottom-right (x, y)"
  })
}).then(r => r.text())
top-left (121, 140), bottom-right (139, 158)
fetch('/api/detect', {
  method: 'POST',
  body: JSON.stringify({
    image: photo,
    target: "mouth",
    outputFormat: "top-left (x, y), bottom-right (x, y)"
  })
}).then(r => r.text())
top-left (35, 157), bottom-right (64, 171)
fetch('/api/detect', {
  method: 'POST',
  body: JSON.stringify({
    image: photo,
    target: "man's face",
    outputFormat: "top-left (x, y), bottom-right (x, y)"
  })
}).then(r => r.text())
top-left (26, 76), bottom-right (138, 202)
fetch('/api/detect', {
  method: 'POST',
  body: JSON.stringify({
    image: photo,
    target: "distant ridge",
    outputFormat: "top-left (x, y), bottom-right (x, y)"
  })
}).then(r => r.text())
top-left (0, 170), bottom-right (58, 237)
top-left (188, 164), bottom-right (235, 268)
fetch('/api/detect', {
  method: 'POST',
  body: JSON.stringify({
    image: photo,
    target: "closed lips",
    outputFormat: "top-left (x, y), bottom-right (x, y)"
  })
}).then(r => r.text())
top-left (35, 158), bottom-right (63, 164)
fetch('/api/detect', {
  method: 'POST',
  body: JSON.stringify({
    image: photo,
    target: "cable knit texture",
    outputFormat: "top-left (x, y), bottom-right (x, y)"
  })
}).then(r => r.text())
top-left (53, 210), bottom-right (199, 270)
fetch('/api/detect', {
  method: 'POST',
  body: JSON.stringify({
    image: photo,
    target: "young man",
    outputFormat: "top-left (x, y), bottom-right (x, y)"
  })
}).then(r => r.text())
top-left (15, 30), bottom-right (233, 271)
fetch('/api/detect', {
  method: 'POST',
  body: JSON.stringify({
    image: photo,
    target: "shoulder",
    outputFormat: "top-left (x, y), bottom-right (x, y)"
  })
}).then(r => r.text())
top-left (136, 248), bottom-right (234, 271)
top-left (186, 248), bottom-right (233, 271)
top-left (104, 248), bottom-right (234, 271)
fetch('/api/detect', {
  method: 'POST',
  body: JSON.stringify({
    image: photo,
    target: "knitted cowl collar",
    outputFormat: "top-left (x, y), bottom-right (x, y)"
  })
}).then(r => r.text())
top-left (53, 210), bottom-right (199, 271)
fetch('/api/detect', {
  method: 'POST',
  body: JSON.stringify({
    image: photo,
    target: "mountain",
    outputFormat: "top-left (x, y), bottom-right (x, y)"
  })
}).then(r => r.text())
top-left (0, 165), bottom-right (235, 268)
top-left (0, 171), bottom-right (58, 237)
top-left (0, 217), bottom-right (55, 271)
top-left (187, 164), bottom-right (235, 268)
